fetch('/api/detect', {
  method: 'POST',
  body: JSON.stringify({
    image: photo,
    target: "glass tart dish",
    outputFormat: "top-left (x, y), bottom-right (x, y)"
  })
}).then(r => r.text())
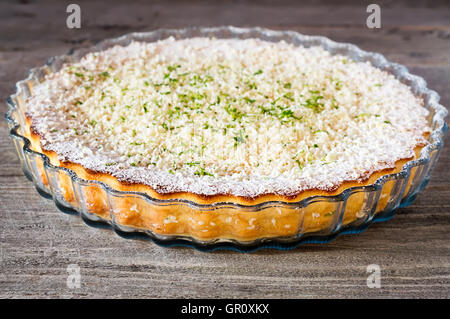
top-left (6, 27), bottom-right (448, 251)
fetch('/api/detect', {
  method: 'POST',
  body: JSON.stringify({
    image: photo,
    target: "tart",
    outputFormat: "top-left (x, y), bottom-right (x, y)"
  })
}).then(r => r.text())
top-left (8, 28), bottom-right (447, 249)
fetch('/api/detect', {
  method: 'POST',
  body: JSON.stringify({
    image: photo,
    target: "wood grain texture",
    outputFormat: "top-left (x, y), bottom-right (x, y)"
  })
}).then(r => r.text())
top-left (0, 0), bottom-right (449, 299)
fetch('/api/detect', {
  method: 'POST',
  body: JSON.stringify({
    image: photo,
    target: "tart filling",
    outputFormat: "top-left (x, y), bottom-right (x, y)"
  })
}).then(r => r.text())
top-left (25, 37), bottom-right (430, 198)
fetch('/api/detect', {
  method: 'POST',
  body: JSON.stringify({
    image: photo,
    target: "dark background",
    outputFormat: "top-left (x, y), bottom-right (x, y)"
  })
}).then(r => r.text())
top-left (0, 0), bottom-right (449, 298)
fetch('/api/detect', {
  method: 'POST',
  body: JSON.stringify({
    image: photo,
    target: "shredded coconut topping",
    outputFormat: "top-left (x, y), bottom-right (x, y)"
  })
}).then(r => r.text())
top-left (25, 37), bottom-right (430, 197)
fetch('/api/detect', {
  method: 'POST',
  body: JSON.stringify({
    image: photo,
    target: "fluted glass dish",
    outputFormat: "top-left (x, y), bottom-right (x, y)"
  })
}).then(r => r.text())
top-left (5, 27), bottom-right (448, 252)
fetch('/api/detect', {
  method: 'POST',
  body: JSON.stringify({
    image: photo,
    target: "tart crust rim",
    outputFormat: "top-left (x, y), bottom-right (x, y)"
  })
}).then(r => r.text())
top-left (26, 115), bottom-right (425, 206)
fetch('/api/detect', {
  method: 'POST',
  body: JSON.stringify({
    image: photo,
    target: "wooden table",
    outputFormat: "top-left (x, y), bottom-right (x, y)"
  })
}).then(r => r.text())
top-left (0, 0), bottom-right (449, 298)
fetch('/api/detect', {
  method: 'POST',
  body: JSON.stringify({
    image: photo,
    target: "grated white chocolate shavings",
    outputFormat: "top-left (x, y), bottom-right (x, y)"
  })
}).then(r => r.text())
top-left (25, 37), bottom-right (430, 197)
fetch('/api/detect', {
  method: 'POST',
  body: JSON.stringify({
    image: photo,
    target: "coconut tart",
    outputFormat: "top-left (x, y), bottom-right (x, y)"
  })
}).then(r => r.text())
top-left (23, 37), bottom-right (430, 241)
